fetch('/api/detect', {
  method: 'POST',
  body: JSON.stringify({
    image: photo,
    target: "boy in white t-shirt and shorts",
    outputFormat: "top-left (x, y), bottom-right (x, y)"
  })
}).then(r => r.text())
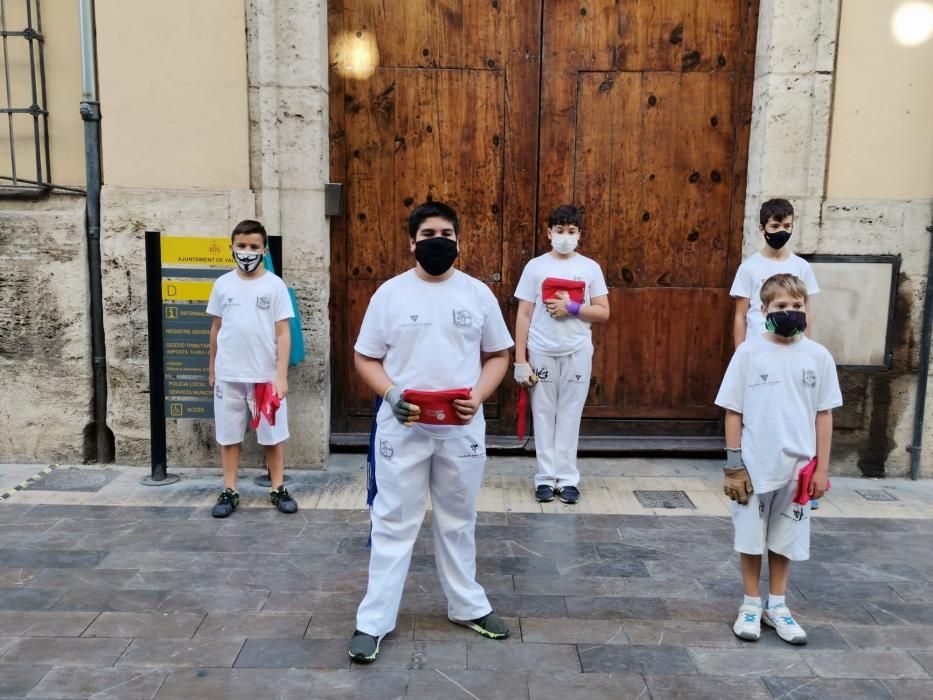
top-left (715, 273), bottom-right (842, 645)
top-left (207, 219), bottom-right (298, 518)
top-left (513, 205), bottom-right (610, 504)
top-left (348, 201), bottom-right (514, 663)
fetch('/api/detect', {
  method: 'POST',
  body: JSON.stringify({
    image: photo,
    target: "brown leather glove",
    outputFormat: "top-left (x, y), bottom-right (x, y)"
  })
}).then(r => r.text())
top-left (723, 467), bottom-right (754, 505)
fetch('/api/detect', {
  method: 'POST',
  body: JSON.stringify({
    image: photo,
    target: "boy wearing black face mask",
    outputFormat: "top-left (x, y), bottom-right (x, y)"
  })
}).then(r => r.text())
top-left (348, 201), bottom-right (514, 663)
top-left (206, 219), bottom-right (298, 517)
top-left (730, 199), bottom-right (820, 348)
top-left (715, 273), bottom-right (841, 646)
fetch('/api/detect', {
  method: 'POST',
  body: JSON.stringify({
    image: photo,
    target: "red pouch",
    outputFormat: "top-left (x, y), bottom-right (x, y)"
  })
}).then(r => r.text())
top-left (542, 277), bottom-right (585, 303)
top-left (793, 457), bottom-right (829, 505)
top-left (251, 382), bottom-right (281, 429)
top-left (402, 388), bottom-right (472, 425)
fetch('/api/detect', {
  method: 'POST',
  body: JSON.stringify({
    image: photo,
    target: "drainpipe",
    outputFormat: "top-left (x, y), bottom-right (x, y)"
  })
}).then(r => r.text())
top-left (78, 0), bottom-right (111, 463)
top-left (910, 222), bottom-right (933, 480)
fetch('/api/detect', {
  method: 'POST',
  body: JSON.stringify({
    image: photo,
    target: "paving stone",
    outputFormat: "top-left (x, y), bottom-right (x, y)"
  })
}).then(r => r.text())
top-left (0, 664), bottom-right (51, 697)
top-left (802, 650), bottom-right (929, 679)
top-left (512, 574), bottom-right (610, 596)
top-left (882, 679), bottom-right (933, 699)
top-left (889, 582), bottom-right (933, 602)
top-left (25, 505), bottom-right (195, 521)
top-left (485, 593), bottom-right (568, 618)
top-left (579, 644), bottom-right (696, 675)
top-left (349, 640), bottom-right (466, 670)
top-left (82, 612), bottom-right (205, 639)
top-left (117, 639), bottom-right (245, 668)
top-left (761, 676), bottom-right (894, 699)
top-left (28, 666), bottom-right (169, 699)
top-left (645, 674), bottom-right (772, 699)
top-left (625, 620), bottom-right (742, 648)
top-left (413, 615), bottom-right (520, 642)
top-left (796, 579), bottom-right (903, 603)
top-left (519, 617), bottom-right (628, 645)
top-left (280, 669), bottom-right (410, 699)
top-left (467, 640), bottom-right (581, 671)
top-left (0, 637), bottom-right (130, 666)
top-left (0, 567), bottom-right (141, 591)
top-left (604, 578), bottom-right (707, 598)
top-left (149, 668), bottom-right (295, 700)
top-left (863, 602), bottom-right (933, 626)
top-left (836, 624), bottom-right (933, 651)
top-left (0, 587), bottom-right (62, 611)
top-left (910, 651), bottom-right (933, 675)
top-left (690, 647), bottom-right (809, 677)
top-left (158, 588), bottom-right (269, 614)
top-left (119, 568), bottom-right (232, 591)
top-left (263, 590), bottom-right (359, 614)
top-left (233, 638), bottom-right (349, 669)
top-left (0, 611), bottom-right (96, 637)
top-left (194, 612), bottom-right (310, 640)
top-left (477, 555), bottom-right (560, 576)
top-left (564, 595), bottom-right (668, 621)
top-left (646, 558), bottom-right (740, 578)
top-left (756, 622), bottom-right (851, 650)
top-left (405, 669), bottom-right (529, 700)
top-left (528, 671), bottom-right (647, 700)
top-left (305, 613), bottom-right (415, 641)
top-left (0, 550), bottom-right (107, 569)
top-left (52, 588), bottom-right (170, 613)
top-left (555, 558), bottom-right (650, 578)
top-left (820, 562), bottom-right (927, 583)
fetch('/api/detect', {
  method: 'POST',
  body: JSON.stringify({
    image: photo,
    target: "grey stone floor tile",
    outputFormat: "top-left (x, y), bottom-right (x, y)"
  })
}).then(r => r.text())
top-left (910, 651), bottom-right (933, 675)
top-left (82, 612), bottom-right (205, 639)
top-left (0, 550), bottom-right (106, 569)
top-left (0, 588), bottom-right (62, 612)
top-left (762, 676), bottom-right (894, 700)
top-left (564, 595), bottom-right (667, 621)
top-left (28, 666), bottom-right (169, 700)
top-left (624, 620), bottom-right (742, 648)
top-left (477, 555), bottom-right (560, 576)
top-left (305, 613), bottom-right (415, 641)
top-left (689, 647), bottom-right (809, 677)
top-left (512, 575), bottom-right (610, 596)
top-left (158, 587), bottom-right (270, 614)
top-left (755, 623), bottom-right (851, 650)
top-left (528, 671), bottom-right (647, 700)
top-left (234, 638), bottom-right (349, 669)
top-left (519, 617), bottom-right (628, 645)
top-left (117, 639), bottom-right (245, 668)
top-left (889, 582), bottom-right (933, 602)
top-left (263, 590), bottom-right (358, 614)
top-left (864, 602), bottom-right (933, 626)
top-left (118, 568), bottom-right (232, 591)
top-left (802, 650), bottom-right (929, 679)
top-left (0, 637), bottom-right (130, 666)
top-left (350, 640), bottom-right (465, 671)
top-left (0, 664), bottom-right (51, 698)
top-left (405, 669), bottom-right (529, 700)
top-left (645, 558), bottom-right (740, 578)
top-left (836, 624), bottom-right (933, 651)
top-left (52, 589), bottom-right (170, 613)
top-left (413, 615), bottom-right (520, 642)
top-left (820, 562), bottom-right (927, 583)
top-left (0, 611), bottom-right (96, 637)
top-left (0, 568), bottom-right (140, 591)
top-left (796, 580), bottom-right (903, 603)
top-left (579, 644), bottom-right (696, 675)
top-left (151, 668), bottom-right (298, 700)
top-left (555, 557), bottom-right (650, 578)
top-left (467, 640), bottom-right (580, 671)
top-left (645, 674), bottom-right (772, 699)
top-left (280, 669), bottom-right (410, 699)
top-left (604, 578), bottom-right (707, 598)
top-left (194, 612), bottom-right (310, 640)
top-left (25, 505), bottom-right (195, 521)
top-left (486, 593), bottom-right (568, 618)
top-left (882, 679), bottom-right (933, 699)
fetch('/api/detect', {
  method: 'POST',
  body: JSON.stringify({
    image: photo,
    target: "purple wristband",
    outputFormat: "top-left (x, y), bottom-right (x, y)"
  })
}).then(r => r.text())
top-left (567, 300), bottom-right (582, 316)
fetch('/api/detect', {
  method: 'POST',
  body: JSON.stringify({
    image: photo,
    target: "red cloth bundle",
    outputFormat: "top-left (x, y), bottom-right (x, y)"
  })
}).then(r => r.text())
top-left (542, 277), bottom-right (585, 303)
top-left (402, 388), bottom-right (472, 425)
top-left (251, 382), bottom-right (281, 429)
top-left (793, 457), bottom-right (829, 505)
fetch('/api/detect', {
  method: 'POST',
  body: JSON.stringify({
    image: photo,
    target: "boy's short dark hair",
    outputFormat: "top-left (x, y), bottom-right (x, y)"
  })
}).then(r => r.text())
top-left (231, 219), bottom-right (267, 244)
top-left (759, 198), bottom-right (794, 226)
top-left (408, 201), bottom-right (459, 239)
top-left (548, 205), bottom-right (583, 229)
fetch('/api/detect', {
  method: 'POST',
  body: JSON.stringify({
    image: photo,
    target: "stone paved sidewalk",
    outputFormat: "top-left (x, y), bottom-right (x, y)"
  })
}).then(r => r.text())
top-left (1, 460), bottom-right (933, 698)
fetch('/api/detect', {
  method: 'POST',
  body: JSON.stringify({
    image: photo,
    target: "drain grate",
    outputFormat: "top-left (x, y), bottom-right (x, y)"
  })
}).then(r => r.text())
top-left (23, 468), bottom-right (119, 493)
top-left (856, 489), bottom-right (898, 502)
top-left (634, 490), bottom-right (696, 510)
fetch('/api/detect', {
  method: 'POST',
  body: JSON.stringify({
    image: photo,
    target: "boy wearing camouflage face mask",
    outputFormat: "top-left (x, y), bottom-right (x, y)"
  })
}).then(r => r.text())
top-left (715, 274), bottom-right (842, 646)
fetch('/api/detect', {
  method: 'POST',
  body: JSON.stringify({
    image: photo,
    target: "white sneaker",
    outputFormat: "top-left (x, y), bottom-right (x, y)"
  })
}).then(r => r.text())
top-left (733, 603), bottom-right (762, 641)
top-left (763, 604), bottom-right (807, 644)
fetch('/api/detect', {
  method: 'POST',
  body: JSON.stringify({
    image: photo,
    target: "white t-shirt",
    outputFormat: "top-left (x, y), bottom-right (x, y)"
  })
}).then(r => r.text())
top-left (207, 270), bottom-right (294, 382)
top-left (514, 252), bottom-right (609, 356)
top-left (355, 269), bottom-right (514, 438)
top-left (715, 335), bottom-right (842, 494)
top-left (730, 252), bottom-right (819, 336)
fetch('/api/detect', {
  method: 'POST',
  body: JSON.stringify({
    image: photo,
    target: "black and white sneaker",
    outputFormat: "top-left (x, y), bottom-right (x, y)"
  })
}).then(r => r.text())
top-left (535, 485), bottom-right (555, 502)
top-left (557, 485), bottom-right (580, 504)
top-left (212, 488), bottom-right (239, 518)
top-left (348, 630), bottom-right (381, 662)
top-left (270, 485), bottom-right (298, 514)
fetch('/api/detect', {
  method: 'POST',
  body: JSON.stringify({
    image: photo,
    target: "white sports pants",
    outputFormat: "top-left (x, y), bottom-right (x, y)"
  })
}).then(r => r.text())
top-left (528, 346), bottom-right (593, 488)
top-left (356, 419), bottom-right (492, 637)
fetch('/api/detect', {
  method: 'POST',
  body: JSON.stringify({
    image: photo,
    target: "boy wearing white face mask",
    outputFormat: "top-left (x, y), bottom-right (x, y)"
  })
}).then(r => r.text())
top-left (513, 205), bottom-right (610, 504)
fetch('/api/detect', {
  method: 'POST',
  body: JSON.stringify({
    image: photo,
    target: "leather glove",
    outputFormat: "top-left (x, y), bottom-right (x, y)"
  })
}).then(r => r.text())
top-left (723, 447), bottom-right (753, 505)
top-left (384, 386), bottom-right (420, 426)
top-left (513, 363), bottom-right (537, 387)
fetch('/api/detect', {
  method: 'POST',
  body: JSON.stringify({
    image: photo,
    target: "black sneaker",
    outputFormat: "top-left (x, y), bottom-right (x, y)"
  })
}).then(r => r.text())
top-left (270, 485), bottom-right (298, 514)
top-left (535, 484), bottom-right (555, 502)
top-left (348, 630), bottom-right (381, 662)
top-left (212, 488), bottom-right (239, 518)
top-left (452, 611), bottom-right (511, 639)
top-left (557, 485), bottom-right (580, 504)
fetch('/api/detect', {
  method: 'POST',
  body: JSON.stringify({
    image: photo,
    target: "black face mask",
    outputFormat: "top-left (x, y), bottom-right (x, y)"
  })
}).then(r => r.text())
top-left (764, 231), bottom-right (792, 249)
top-left (415, 237), bottom-right (458, 276)
top-left (765, 310), bottom-right (807, 337)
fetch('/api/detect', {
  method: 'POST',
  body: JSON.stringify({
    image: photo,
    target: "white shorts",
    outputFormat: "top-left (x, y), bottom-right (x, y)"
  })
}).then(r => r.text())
top-left (213, 380), bottom-right (289, 446)
top-left (731, 481), bottom-right (810, 561)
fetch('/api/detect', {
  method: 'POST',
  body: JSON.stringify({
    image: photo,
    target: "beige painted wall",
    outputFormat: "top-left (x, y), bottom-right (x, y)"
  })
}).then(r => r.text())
top-left (95, 0), bottom-right (249, 190)
top-left (827, 0), bottom-right (933, 199)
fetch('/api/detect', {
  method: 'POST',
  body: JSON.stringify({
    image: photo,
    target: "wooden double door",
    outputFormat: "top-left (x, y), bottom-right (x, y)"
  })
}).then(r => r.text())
top-left (328, 1), bottom-right (758, 438)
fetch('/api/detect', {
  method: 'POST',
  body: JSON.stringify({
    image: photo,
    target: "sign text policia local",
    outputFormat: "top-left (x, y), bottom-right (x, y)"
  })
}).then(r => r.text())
top-left (160, 237), bottom-right (233, 419)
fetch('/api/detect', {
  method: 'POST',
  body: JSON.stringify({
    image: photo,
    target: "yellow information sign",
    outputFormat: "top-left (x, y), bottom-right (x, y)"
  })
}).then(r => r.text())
top-left (161, 236), bottom-right (234, 267)
top-left (162, 280), bottom-right (214, 302)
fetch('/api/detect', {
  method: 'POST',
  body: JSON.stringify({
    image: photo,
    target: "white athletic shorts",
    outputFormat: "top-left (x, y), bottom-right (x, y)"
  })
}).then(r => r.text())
top-left (731, 480), bottom-right (810, 561)
top-left (213, 380), bottom-right (289, 446)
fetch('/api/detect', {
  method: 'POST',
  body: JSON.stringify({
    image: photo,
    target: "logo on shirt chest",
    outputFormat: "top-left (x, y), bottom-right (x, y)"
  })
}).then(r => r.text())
top-left (452, 309), bottom-right (473, 328)
top-left (256, 295), bottom-right (271, 310)
top-left (400, 313), bottom-right (432, 329)
top-left (749, 372), bottom-right (782, 388)
top-left (379, 440), bottom-right (394, 460)
top-left (802, 369), bottom-right (817, 387)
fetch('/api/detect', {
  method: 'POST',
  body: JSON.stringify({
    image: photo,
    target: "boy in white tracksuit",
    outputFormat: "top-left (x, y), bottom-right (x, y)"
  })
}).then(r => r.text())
top-left (513, 205), bottom-right (610, 504)
top-left (348, 201), bottom-right (513, 663)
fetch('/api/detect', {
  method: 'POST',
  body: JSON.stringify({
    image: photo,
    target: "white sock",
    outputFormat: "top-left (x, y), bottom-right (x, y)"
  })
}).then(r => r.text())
top-left (743, 595), bottom-right (761, 608)
top-left (768, 594), bottom-right (785, 609)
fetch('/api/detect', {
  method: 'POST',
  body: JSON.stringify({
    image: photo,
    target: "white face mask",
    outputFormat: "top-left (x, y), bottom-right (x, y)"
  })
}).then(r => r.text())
top-left (232, 248), bottom-right (263, 273)
top-left (551, 233), bottom-right (578, 255)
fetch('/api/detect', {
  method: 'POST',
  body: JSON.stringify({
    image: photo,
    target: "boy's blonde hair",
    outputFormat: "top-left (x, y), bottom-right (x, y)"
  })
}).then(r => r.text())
top-left (760, 273), bottom-right (808, 306)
